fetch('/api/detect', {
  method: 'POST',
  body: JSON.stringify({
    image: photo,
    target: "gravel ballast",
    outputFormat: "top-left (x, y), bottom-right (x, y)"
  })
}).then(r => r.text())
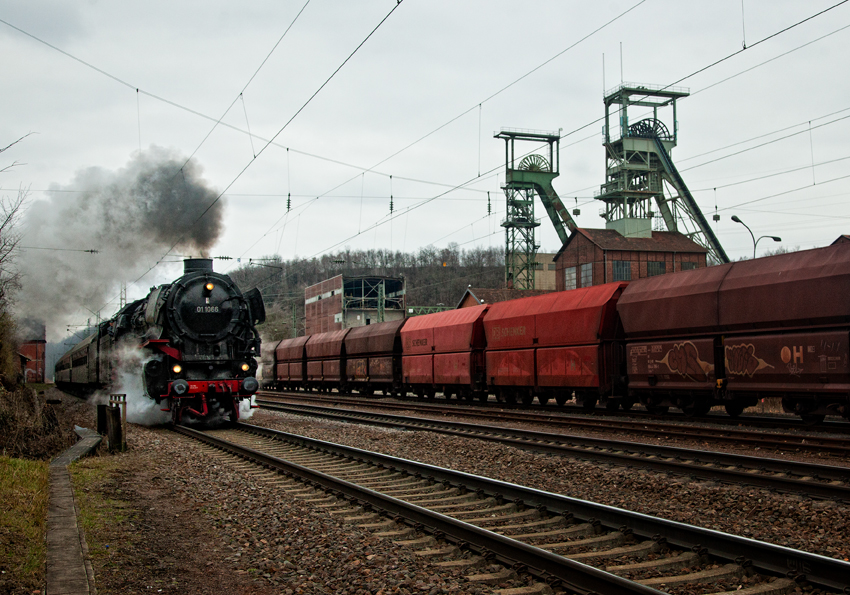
top-left (71, 407), bottom-right (850, 594)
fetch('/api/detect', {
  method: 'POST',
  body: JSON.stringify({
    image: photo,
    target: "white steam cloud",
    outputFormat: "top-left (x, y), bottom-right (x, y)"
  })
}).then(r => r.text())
top-left (90, 344), bottom-right (256, 427)
top-left (15, 146), bottom-right (225, 340)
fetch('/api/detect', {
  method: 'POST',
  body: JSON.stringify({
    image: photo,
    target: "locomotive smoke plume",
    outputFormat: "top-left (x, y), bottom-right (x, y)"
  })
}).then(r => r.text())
top-left (15, 147), bottom-right (225, 339)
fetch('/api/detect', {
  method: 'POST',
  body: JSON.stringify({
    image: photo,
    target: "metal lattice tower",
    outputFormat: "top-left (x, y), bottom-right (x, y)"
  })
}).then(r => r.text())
top-left (496, 129), bottom-right (577, 289)
top-left (598, 83), bottom-right (729, 264)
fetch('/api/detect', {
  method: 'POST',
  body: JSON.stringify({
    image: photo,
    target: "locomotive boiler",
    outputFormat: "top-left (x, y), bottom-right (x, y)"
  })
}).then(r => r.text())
top-left (55, 258), bottom-right (265, 424)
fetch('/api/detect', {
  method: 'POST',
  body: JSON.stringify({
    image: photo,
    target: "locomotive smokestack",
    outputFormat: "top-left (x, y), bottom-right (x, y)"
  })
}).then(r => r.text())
top-left (183, 258), bottom-right (214, 274)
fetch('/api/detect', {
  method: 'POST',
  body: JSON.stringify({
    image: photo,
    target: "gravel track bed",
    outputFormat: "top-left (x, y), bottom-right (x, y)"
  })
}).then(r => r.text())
top-left (88, 424), bottom-right (533, 594)
top-left (247, 410), bottom-right (850, 563)
top-left (271, 399), bottom-right (850, 465)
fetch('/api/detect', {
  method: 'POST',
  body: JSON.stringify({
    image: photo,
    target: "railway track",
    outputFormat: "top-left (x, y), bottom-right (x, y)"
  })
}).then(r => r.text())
top-left (256, 400), bottom-right (850, 502)
top-left (257, 390), bottom-right (850, 435)
top-left (172, 422), bottom-right (850, 595)
top-left (256, 394), bottom-right (850, 457)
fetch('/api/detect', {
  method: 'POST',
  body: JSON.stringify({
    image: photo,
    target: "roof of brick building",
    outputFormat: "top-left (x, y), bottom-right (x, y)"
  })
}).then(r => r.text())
top-left (554, 228), bottom-right (708, 260)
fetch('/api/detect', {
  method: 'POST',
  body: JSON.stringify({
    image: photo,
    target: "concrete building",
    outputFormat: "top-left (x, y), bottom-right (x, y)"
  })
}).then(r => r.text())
top-left (305, 275), bottom-right (405, 335)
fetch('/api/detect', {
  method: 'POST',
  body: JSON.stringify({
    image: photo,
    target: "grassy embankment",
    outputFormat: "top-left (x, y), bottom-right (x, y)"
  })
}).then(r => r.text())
top-left (0, 456), bottom-right (49, 590)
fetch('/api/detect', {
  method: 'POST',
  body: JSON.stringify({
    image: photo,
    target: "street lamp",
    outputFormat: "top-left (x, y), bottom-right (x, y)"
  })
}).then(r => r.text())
top-left (731, 215), bottom-right (781, 259)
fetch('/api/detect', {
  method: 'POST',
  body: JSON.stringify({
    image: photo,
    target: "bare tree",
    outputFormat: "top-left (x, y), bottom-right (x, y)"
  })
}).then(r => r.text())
top-left (0, 134), bottom-right (32, 175)
top-left (0, 188), bottom-right (27, 305)
top-left (0, 135), bottom-right (31, 307)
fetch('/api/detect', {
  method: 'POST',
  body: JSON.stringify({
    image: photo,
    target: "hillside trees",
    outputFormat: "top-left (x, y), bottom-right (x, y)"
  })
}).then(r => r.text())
top-left (229, 244), bottom-right (505, 342)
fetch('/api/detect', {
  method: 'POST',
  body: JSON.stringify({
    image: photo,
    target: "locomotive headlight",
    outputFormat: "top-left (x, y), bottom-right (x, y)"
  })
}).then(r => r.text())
top-left (205, 282), bottom-right (214, 291)
top-left (241, 363), bottom-right (250, 372)
top-left (172, 364), bottom-right (182, 374)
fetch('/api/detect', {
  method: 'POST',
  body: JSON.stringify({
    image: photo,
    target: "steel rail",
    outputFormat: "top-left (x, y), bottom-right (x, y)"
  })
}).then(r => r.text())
top-left (231, 422), bottom-right (850, 592)
top-left (257, 401), bottom-right (850, 501)
top-left (170, 423), bottom-right (663, 595)
top-left (257, 390), bottom-right (850, 433)
top-left (257, 393), bottom-right (850, 453)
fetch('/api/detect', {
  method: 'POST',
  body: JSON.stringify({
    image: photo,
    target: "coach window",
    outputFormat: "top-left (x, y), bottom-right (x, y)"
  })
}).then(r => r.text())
top-left (613, 260), bottom-right (631, 281)
top-left (580, 263), bottom-right (592, 287)
top-left (647, 261), bottom-right (666, 277)
top-left (564, 267), bottom-right (577, 290)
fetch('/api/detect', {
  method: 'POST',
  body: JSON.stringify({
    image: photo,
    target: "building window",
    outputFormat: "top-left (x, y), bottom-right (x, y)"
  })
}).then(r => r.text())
top-left (548, 264), bottom-right (556, 271)
top-left (680, 262), bottom-right (697, 271)
top-left (647, 261), bottom-right (666, 277)
top-left (580, 263), bottom-right (592, 287)
top-left (613, 260), bottom-right (631, 281)
top-left (564, 267), bottom-right (577, 290)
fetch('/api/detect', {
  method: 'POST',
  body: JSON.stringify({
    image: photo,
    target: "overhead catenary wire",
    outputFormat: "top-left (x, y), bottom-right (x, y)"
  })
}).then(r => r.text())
top-left (89, 0), bottom-right (406, 315)
top-left (305, 1), bottom-right (850, 262)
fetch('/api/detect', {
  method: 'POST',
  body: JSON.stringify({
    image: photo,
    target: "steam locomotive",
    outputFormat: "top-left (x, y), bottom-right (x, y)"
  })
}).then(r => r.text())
top-left (55, 258), bottom-right (265, 424)
top-left (269, 242), bottom-right (850, 423)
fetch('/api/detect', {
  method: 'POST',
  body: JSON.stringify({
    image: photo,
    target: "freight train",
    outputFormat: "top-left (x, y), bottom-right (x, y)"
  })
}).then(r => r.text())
top-left (55, 258), bottom-right (265, 424)
top-left (268, 242), bottom-right (850, 423)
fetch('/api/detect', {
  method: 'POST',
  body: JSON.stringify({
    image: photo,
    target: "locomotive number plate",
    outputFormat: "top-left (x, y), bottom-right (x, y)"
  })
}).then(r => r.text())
top-left (195, 306), bottom-right (221, 313)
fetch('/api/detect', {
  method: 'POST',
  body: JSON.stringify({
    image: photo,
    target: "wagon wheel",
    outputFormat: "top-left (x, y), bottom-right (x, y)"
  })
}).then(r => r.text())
top-left (521, 392), bottom-right (534, 406)
top-left (537, 394), bottom-right (550, 406)
top-left (724, 402), bottom-right (745, 418)
top-left (800, 413), bottom-right (826, 425)
top-left (517, 154), bottom-right (551, 172)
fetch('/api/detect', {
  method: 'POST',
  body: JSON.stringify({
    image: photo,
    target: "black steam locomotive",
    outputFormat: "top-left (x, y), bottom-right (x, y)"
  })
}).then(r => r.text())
top-left (55, 258), bottom-right (265, 424)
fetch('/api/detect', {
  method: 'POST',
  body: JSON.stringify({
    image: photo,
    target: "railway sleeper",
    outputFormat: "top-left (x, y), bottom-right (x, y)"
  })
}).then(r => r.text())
top-left (393, 534), bottom-right (437, 548)
top-left (413, 545), bottom-right (460, 559)
top-left (637, 562), bottom-right (745, 587)
top-left (492, 583), bottom-right (554, 595)
top-left (471, 507), bottom-right (541, 527)
top-left (495, 515), bottom-right (570, 534)
top-left (433, 555), bottom-right (486, 570)
top-left (505, 521), bottom-right (598, 542)
top-left (301, 495), bottom-right (338, 505)
top-left (467, 566), bottom-right (518, 585)
top-left (405, 492), bottom-right (478, 507)
top-left (374, 526), bottom-right (415, 539)
top-left (536, 529), bottom-right (627, 552)
top-left (326, 506), bottom-right (363, 516)
top-left (448, 501), bottom-right (517, 518)
top-left (380, 483), bottom-right (445, 496)
top-left (605, 550), bottom-right (701, 575)
top-left (343, 512), bottom-right (381, 523)
top-left (569, 540), bottom-right (660, 564)
top-left (401, 486), bottom-right (462, 500)
top-left (357, 518), bottom-right (399, 531)
top-left (367, 478), bottom-right (432, 491)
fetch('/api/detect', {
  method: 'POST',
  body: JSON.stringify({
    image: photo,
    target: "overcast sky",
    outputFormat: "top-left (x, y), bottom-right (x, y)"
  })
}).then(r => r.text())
top-left (3, 0), bottom-right (850, 330)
